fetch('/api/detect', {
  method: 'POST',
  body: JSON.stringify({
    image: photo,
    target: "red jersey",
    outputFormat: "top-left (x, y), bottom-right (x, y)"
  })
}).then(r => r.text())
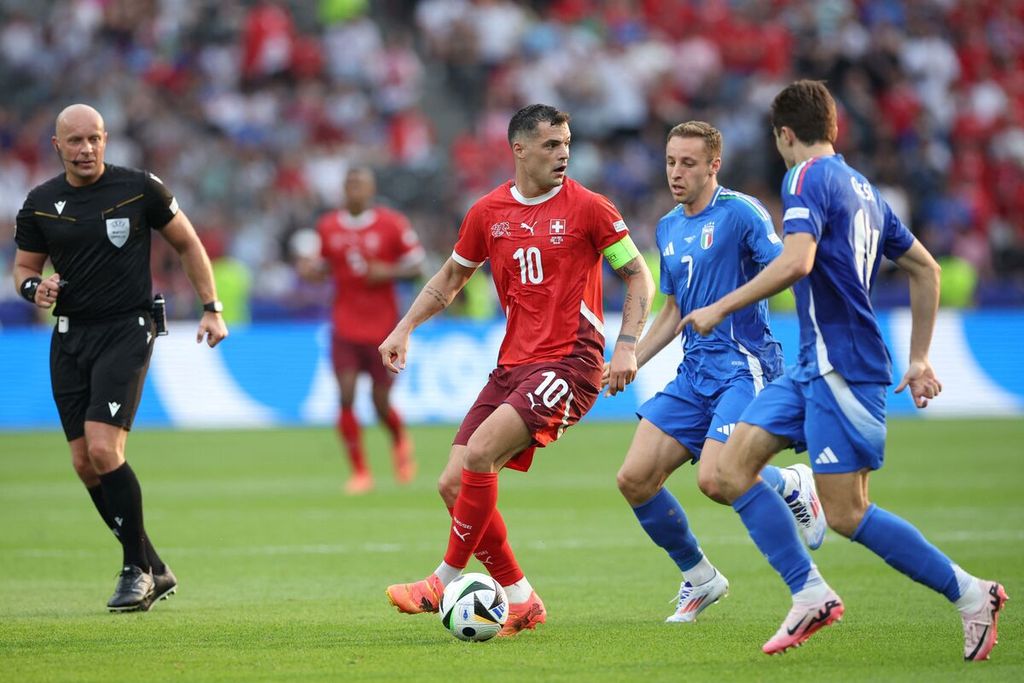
top-left (453, 178), bottom-right (629, 368)
top-left (318, 206), bottom-right (423, 344)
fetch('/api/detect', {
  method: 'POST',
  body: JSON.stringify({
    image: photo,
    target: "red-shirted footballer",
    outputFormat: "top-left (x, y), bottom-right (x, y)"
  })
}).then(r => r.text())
top-left (299, 167), bottom-right (424, 494)
top-left (380, 105), bottom-right (654, 636)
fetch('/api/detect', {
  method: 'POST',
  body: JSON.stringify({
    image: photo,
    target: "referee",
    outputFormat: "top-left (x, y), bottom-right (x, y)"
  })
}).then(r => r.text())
top-left (12, 104), bottom-right (228, 612)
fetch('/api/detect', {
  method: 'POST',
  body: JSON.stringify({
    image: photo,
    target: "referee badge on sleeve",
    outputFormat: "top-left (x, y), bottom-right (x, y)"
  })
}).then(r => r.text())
top-left (106, 218), bottom-right (130, 248)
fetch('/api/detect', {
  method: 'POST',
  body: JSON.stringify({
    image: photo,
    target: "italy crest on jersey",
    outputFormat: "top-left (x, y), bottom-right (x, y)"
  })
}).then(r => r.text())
top-left (700, 222), bottom-right (715, 250)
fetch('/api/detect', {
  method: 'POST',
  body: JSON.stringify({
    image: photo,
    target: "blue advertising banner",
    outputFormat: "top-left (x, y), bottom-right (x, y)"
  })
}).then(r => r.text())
top-left (0, 311), bottom-right (1021, 432)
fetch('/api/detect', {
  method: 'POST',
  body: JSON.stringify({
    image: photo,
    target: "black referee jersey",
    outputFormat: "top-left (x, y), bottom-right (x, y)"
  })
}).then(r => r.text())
top-left (15, 164), bottom-right (178, 321)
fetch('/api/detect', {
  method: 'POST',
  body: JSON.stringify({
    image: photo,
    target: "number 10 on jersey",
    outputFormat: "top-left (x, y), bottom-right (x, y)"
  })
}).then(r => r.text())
top-left (513, 247), bottom-right (544, 284)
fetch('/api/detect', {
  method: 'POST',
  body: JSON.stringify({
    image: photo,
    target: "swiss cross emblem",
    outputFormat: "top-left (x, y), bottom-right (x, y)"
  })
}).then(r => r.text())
top-left (549, 219), bottom-right (566, 235)
top-left (700, 222), bottom-right (715, 250)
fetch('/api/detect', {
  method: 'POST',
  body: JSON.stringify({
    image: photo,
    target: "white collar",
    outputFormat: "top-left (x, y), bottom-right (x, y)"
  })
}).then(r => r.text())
top-left (510, 183), bottom-right (563, 206)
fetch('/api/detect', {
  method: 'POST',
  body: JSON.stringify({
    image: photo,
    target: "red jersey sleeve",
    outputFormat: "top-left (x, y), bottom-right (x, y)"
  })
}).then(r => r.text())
top-left (397, 215), bottom-right (424, 263)
top-left (588, 192), bottom-right (630, 252)
top-left (452, 202), bottom-right (489, 267)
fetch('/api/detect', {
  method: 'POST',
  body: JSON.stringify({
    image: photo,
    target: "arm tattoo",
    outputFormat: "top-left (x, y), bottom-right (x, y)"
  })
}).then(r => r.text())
top-left (615, 257), bottom-right (643, 278)
top-left (621, 291), bottom-right (633, 330)
top-left (423, 284), bottom-right (449, 309)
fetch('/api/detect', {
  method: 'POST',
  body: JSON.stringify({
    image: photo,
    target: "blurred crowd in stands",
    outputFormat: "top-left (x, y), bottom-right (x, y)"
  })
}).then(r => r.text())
top-left (2, 0), bottom-right (1023, 327)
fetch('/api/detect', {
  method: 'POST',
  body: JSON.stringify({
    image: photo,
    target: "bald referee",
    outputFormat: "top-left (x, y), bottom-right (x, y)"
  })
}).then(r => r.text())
top-left (12, 104), bottom-right (228, 612)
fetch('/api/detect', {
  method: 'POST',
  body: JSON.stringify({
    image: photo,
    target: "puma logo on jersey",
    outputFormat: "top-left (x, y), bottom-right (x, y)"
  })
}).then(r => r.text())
top-left (527, 393), bottom-right (539, 411)
top-left (520, 221), bottom-right (537, 236)
top-left (108, 402), bottom-right (121, 417)
top-left (54, 200), bottom-right (66, 215)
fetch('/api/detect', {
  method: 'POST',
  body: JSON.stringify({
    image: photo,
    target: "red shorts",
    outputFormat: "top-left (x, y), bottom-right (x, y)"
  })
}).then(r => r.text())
top-left (331, 336), bottom-right (393, 386)
top-left (453, 356), bottom-right (602, 472)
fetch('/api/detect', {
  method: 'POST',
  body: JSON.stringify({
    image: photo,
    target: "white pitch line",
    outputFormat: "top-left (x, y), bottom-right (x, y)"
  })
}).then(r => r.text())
top-left (9, 528), bottom-right (1023, 559)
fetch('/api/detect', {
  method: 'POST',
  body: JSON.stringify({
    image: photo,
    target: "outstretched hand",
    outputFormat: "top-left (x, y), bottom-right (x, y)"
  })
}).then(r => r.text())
top-left (894, 360), bottom-right (942, 409)
top-left (677, 303), bottom-right (724, 337)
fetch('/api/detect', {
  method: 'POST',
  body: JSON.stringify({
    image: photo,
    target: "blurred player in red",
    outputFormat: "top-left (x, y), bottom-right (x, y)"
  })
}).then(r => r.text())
top-left (380, 104), bottom-right (654, 635)
top-left (298, 166), bottom-right (424, 494)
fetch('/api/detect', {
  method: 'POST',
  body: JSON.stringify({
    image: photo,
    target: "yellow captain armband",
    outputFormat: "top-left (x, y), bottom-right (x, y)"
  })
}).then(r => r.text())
top-left (602, 235), bottom-right (641, 270)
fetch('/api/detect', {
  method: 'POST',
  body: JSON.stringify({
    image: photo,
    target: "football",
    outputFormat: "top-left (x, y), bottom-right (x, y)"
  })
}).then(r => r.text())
top-left (439, 573), bottom-right (508, 642)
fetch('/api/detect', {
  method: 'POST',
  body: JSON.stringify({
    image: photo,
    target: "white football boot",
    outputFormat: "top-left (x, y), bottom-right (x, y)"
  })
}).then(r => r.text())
top-left (666, 570), bottom-right (729, 623)
top-left (782, 464), bottom-right (827, 550)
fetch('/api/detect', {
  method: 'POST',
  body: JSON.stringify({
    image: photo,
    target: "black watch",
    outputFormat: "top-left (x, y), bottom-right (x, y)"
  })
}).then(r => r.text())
top-left (202, 300), bottom-right (223, 313)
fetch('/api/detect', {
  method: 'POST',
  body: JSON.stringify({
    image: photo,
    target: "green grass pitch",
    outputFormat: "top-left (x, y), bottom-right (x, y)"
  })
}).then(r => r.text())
top-left (1, 419), bottom-right (1021, 682)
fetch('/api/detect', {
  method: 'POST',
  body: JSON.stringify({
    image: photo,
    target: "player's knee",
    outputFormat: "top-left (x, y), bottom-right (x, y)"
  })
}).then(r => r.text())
top-left (712, 461), bottom-right (746, 503)
top-left (437, 473), bottom-right (460, 507)
top-left (696, 469), bottom-right (728, 504)
top-left (616, 466), bottom-right (655, 506)
top-left (462, 442), bottom-right (499, 473)
top-left (85, 442), bottom-right (119, 470)
top-left (70, 453), bottom-right (96, 483)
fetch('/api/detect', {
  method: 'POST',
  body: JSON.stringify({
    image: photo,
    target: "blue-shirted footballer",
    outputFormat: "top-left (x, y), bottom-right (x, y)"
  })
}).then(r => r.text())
top-left (682, 80), bottom-right (1007, 660)
top-left (607, 121), bottom-right (826, 625)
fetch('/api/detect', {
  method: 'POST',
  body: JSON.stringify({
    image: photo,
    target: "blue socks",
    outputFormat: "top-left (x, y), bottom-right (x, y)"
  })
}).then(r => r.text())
top-left (760, 465), bottom-right (785, 494)
top-left (852, 504), bottom-right (960, 601)
top-left (733, 481), bottom-right (815, 593)
top-left (632, 488), bottom-right (703, 572)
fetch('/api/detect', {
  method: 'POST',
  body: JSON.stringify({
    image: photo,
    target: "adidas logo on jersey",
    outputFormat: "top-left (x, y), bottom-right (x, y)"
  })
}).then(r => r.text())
top-left (814, 447), bottom-right (839, 465)
top-left (716, 423), bottom-right (736, 437)
top-left (662, 242), bottom-right (675, 256)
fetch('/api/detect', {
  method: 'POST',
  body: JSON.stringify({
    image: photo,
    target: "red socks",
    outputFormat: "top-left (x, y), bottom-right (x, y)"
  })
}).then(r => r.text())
top-left (474, 509), bottom-right (524, 586)
top-left (383, 407), bottom-right (405, 442)
top-left (446, 503), bottom-right (524, 586)
top-left (444, 469), bottom-right (498, 569)
top-left (338, 408), bottom-right (367, 474)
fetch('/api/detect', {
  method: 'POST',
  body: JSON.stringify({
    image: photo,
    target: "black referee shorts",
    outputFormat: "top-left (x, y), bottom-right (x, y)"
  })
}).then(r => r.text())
top-left (49, 312), bottom-right (155, 441)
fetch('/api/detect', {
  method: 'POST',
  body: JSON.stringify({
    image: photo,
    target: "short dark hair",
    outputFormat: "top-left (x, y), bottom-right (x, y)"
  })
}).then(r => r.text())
top-left (770, 80), bottom-right (837, 145)
top-left (507, 104), bottom-right (570, 145)
top-left (667, 121), bottom-right (723, 160)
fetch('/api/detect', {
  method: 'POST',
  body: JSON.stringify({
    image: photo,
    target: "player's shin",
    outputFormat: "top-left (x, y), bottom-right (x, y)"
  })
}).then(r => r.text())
top-left (473, 509), bottom-right (524, 587)
top-left (732, 481), bottom-right (818, 596)
top-left (851, 504), bottom-right (960, 599)
top-left (443, 469), bottom-right (499, 569)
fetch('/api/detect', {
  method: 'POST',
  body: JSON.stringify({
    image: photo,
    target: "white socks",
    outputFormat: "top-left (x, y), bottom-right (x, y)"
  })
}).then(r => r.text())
top-left (792, 565), bottom-right (831, 604)
top-left (434, 562), bottom-right (461, 586)
top-left (503, 576), bottom-right (534, 603)
top-left (952, 565), bottom-right (985, 613)
top-left (684, 553), bottom-right (717, 586)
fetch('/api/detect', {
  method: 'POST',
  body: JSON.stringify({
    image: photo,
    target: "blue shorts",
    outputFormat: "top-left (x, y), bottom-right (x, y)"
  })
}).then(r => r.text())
top-left (637, 372), bottom-right (760, 462)
top-left (739, 372), bottom-right (887, 474)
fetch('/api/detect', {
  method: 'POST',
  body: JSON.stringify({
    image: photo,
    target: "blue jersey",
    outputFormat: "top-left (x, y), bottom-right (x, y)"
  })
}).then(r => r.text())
top-left (780, 154), bottom-right (915, 383)
top-left (658, 186), bottom-right (784, 387)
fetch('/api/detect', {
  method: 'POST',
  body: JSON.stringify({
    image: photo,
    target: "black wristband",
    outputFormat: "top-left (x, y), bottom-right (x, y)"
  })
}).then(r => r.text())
top-left (19, 276), bottom-right (42, 304)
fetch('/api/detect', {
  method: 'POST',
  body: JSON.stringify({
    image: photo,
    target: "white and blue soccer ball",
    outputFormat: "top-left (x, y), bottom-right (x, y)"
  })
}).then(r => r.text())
top-left (439, 573), bottom-right (508, 642)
